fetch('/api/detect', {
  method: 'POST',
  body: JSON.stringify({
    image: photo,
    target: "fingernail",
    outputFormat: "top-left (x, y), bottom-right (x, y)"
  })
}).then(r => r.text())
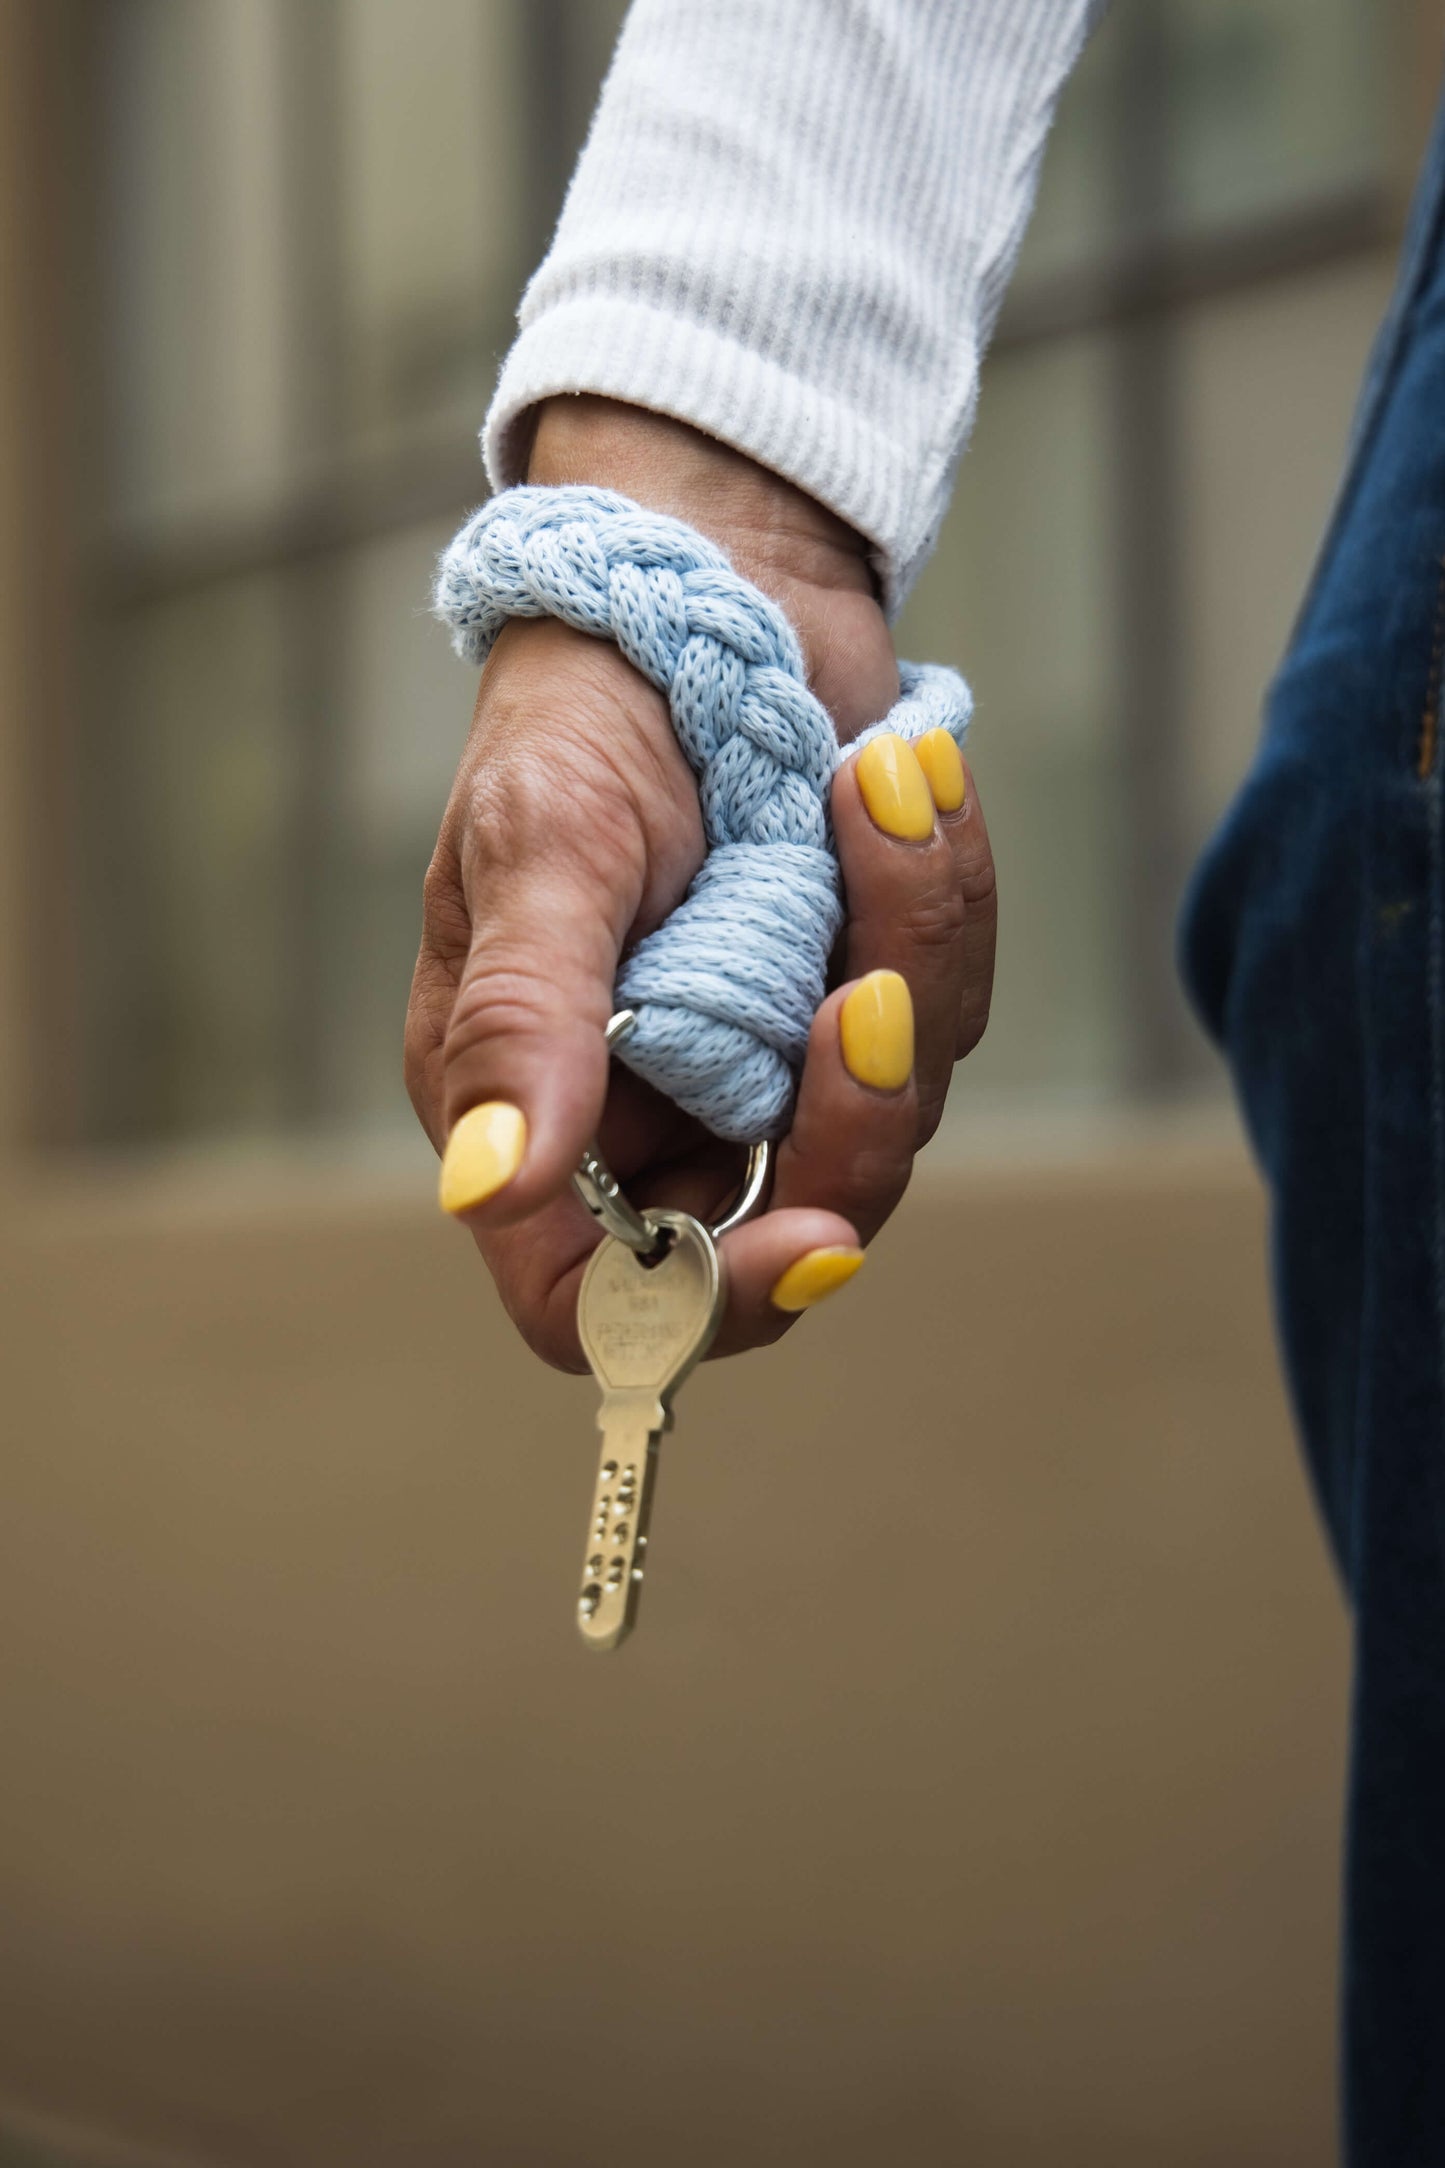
top-left (438, 1101), bottom-right (527, 1214)
top-left (840, 969), bottom-right (914, 1090)
top-left (855, 733), bottom-right (935, 841)
top-left (769, 1246), bottom-right (866, 1312)
top-left (914, 727), bottom-right (967, 814)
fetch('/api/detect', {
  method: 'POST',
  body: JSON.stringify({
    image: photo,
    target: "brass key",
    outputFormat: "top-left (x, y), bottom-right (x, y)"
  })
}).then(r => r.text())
top-left (575, 1209), bottom-right (724, 1652)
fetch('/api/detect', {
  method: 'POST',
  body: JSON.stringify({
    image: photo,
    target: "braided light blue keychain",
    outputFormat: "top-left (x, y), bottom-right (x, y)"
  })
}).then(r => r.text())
top-left (434, 485), bottom-right (970, 1142)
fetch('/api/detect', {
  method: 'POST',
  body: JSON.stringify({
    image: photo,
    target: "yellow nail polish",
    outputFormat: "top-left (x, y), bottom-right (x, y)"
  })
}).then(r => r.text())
top-left (855, 733), bottom-right (935, 841)
top-left (438, 1101), bottom-right (527, 1214)
top-left (914, 727), bottom-right (967, 814)
top-left (769, 1246), bottom-right (866, 1312)
top-left (840, 969), bottom-right (914, 1090)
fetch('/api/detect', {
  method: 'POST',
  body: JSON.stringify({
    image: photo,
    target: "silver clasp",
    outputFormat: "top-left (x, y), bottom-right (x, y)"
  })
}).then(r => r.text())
top-left (573, 1010), bottom-right (773, 1257)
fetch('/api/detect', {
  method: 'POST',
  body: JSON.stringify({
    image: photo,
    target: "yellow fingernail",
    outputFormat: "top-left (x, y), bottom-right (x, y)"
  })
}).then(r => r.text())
top-left (914, 727), bottom-right (967, 814)
top-left (840, 969), bottom-right (914, 1090)
top-left (769, 1246), bottom-right (866, 1312)
top-left (855, 733), bottom-right (935, 841)
top-left (438, 1101), bottom-right (527, 1214)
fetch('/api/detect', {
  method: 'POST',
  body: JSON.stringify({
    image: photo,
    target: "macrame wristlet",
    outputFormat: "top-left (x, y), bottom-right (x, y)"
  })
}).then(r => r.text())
top-left (434, 485), bottom-right (971, 1143)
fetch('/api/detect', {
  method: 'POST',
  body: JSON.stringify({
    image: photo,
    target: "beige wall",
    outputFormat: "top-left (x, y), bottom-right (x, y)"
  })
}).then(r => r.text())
top-left (0, 1144), bottom-right (1347, 2168)
top-left (0, 0), bottom-right (36, 1156)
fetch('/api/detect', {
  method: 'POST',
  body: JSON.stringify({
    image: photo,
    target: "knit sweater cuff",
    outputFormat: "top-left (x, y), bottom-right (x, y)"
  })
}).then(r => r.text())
top-left (483, 296), bottom-right (972, 620)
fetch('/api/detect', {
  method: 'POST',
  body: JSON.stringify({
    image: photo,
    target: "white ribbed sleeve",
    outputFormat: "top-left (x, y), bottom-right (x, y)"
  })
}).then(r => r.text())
top-left (484, 0), bottom-right (1104, 612)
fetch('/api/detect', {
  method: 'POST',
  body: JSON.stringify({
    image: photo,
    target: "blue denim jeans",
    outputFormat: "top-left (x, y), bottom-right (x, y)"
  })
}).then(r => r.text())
top-left (1181, 93), bottom-right (1445, 2168)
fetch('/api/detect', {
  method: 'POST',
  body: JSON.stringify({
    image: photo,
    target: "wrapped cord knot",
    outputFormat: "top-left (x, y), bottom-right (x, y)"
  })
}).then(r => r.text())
top-left (434, 485), bottom-right (970, 1140)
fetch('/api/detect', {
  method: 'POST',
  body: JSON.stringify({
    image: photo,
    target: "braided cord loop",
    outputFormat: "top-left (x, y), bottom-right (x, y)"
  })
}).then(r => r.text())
top-left (434, 486), bottom-right (970, 1141)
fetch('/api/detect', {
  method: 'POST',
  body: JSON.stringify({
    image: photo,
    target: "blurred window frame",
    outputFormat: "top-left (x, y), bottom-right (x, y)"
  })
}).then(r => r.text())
top-left (3, 0), bottom-right (1439, 1161)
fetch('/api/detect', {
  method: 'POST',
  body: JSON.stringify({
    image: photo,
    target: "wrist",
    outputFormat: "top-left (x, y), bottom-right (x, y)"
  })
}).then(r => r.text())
top-left (524, 397), bottom-right (897, 739)
top-left (527, 396), bottom-right (872, 593)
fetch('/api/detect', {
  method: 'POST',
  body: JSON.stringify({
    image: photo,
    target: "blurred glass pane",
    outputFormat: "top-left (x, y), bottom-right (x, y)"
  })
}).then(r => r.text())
top-left (1020, 0), bottom-right (1388, 288)
top-left (1177, 255), bottom-right (1396, 848)
top-left (337, 0), bottom-right (527, 461)
top-left (77, 0), bottom-right (1404, 1150)
top-left (82, 0), bottom-right (628, 1147)
top-left (325, 517), bottom-right (477, 1132)
top-left (1165, 0), bottom-right (1386, 235)
top-left (897, 335), bottom-right (1127, 1112)
top-left (103, 0), bottom-right (294, 536)
top-left (1018, 18), bottom-right (1122, 282)
top-left (82, 571), bottom-right (297, 1141)
top-left (84, 520), bottom-right (473, 1146)
top-left (101, 0), bottom-right (597, 532)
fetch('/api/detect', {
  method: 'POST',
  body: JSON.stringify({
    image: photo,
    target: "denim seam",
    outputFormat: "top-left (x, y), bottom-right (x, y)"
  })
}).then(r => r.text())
top-left (1418, 555), bottom-right (1445, 779)
top-left (1430, 764), bottom-right (1445, 1570)
top-left (1348, 814), bottom-right (1378, 1595)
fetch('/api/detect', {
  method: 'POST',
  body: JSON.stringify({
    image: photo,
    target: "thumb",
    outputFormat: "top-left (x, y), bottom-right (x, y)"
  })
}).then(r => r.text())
top-left (437, 796), bottom-right (631, 1230)
top-left (428, 616), bottom-right (704, 1228)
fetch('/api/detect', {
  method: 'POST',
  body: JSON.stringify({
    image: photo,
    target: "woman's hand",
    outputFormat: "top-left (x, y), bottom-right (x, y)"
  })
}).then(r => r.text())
top-left (405, 398), bottom-right (996, 1370)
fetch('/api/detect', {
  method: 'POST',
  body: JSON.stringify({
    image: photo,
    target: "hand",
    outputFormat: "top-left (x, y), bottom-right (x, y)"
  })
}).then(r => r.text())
top-left (405, 399), bottom-right (996, 1370)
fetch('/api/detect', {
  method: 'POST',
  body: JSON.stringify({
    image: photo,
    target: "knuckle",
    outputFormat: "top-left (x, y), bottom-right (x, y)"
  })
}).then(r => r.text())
top-left (896, 880), bottom-right (969, 957)
top-left (402, 1006), bottom-right (434, 1118)
top-left (455, 755), bottom-right (548, 886)
top-left (915, 1082), bottom-right (951, 1146)
top-left (851, 1154), bottom-right (913, 1226)
top-left (442, 957), bottom-right (554, 1083)
top-left (961, 843), bottom-right (998, 915)
top-left (456, 745), bottom-right (645, 915)
top-left (505, 1289), bottom-right (587, 1375)
top-left (420, 843), bottom-right (469, 955)
top-left (404, 949), bottom-right (455, 1145)
top-left (488, 1244), bottom-right (588, 1376)
top-left (955, 992), bottom-right (993, 1063)
top-left (439, 946), bottom-right (609, 1133)
top-left (826, 1137), bottom-right (914, 1224)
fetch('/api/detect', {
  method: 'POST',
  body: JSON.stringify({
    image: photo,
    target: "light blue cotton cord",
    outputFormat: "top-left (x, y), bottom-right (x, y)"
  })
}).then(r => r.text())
top-left (434, 484), bottom-right (971, 1142)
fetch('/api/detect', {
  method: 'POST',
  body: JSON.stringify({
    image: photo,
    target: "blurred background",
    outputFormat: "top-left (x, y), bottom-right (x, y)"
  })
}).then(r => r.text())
top-left (0, 2), bottom-right (1435, 2163)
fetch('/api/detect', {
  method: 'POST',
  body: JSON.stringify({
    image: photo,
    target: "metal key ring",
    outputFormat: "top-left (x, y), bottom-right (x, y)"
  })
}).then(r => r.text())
top-left (573, 1010), bottom-right (774, 1258)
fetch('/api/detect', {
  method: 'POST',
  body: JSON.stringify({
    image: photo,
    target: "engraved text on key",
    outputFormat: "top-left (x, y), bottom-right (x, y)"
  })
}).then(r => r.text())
top-left (575, 1210), bottom-right (725, 1651)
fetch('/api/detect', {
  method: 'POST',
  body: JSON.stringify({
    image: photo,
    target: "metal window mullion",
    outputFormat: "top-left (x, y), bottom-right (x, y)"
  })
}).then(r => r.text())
top-left (1108, 4), bottom-right (1208, 1097)
top-left (277, 0), bottom-right (348, 1129)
